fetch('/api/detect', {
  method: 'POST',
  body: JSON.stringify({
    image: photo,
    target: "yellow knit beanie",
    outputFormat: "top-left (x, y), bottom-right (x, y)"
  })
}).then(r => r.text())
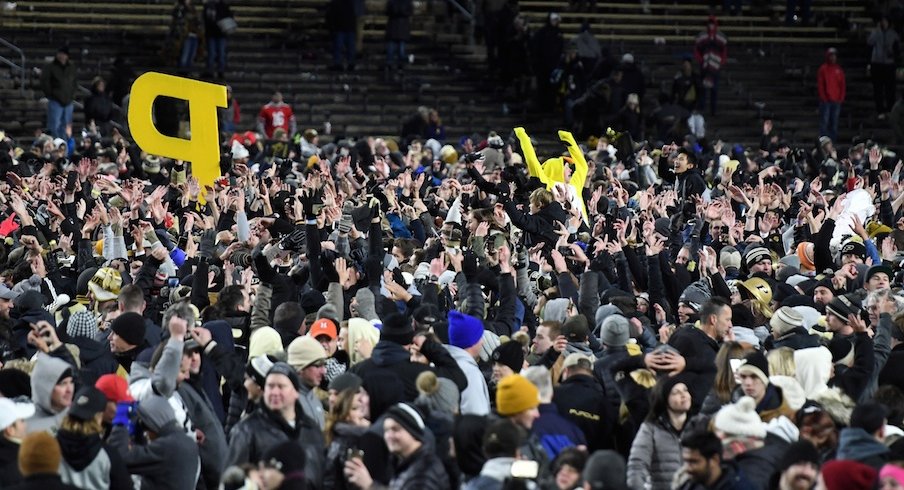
top-left (495, 374), bottom-right (540, 416)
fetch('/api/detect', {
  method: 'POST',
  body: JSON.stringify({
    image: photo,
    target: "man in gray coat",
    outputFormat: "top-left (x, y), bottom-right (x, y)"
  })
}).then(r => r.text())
top-left (108, 394), bottom-right (200, 490)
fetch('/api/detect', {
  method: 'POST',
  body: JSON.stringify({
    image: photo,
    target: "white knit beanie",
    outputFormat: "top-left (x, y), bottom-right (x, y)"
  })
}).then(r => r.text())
top-left (714, 396), bottom-right (767, 438)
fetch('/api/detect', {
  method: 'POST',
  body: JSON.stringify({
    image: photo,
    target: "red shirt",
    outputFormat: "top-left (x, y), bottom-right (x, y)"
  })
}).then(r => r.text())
top-left (257, 102), bottom-right (295, 138)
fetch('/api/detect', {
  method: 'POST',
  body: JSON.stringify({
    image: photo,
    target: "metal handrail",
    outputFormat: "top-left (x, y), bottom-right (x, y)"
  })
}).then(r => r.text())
top-left (0, 37), bottom-right (25, 95)
top-left (444, 0), bottom-right (473, 21)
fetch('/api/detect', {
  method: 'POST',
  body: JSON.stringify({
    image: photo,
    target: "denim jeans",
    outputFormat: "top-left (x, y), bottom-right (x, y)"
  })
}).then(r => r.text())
top-left (332, 31), bottom-right (356, 67)
top-left (46, 98), bottom-right (73, 138)
top-left (207, 36), bottom-right (227, 72)
top-left (178, 35), bottom-right (199, 68)
top-left (819, 101), bottom-right (841, 142)
top-left (386, 40), bottom-right (406, 67)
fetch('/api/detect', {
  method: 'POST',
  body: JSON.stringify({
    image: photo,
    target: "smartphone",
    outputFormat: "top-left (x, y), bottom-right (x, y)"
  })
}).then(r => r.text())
top-left (346, 448), bottom-right (364, 460)
top-left (65, 171), bottom-right (78, 192)
top-left (510, 460), bottom-right (539, 479)
top-left (557, 246), bottom-right (574, 257)
top-left (167, 277), bottom-right (179, 288)
top-left (730, 358), bottom-right (743, 384)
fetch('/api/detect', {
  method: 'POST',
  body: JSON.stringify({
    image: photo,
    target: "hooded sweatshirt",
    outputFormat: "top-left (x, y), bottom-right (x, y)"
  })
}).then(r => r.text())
top-left (26, 353), bottom-right (72, 434)
top-left (818, 49), bottom-right (846, 103)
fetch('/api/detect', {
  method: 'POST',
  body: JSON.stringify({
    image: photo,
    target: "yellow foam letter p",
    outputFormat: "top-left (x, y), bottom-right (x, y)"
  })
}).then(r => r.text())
top-left (128, 72), bottom-right (227, 187)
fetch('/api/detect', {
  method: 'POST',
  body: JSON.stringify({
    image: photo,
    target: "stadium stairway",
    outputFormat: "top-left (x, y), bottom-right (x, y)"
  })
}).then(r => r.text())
top-left (0, 0), bottom-right (893, 154)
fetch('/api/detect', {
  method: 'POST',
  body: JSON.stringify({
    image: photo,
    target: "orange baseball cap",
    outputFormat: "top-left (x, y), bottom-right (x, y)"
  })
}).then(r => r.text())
top-left (310, 318), bottom-right (338, 340)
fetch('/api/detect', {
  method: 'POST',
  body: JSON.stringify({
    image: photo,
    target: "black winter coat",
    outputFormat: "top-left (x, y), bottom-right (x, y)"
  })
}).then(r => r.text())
top-left (593, 346), bottom-right (633, 415)
top-left (387, 445), bottom-right (451, 490)
top-left (385, 0), bottom-right (412, 41)
top-left (226, 402), bottom-right (325, 489)
top-left (733, 433), bottom-right (789, 490)
top-left (323, 423), bottom-right (367, 490)
top-left (879, 344), bottom-right (904, 394)
top-left (349, 339), bottom-right (467, 402)
top-left (553, 373), bottom-right (615, 451)
top-left (502, 200), bottom-right (567, 251)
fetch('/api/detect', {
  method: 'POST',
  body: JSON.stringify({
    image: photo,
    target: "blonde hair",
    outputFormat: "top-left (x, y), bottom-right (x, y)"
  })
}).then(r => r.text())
top-left (61, 415), bottom-right (103, 436)
top-left (529, 188), bottom-right (553, 209)
top-left (347, 318), bottom-right (380, 365)
top-left (767, 347), bottom-right (796, 377)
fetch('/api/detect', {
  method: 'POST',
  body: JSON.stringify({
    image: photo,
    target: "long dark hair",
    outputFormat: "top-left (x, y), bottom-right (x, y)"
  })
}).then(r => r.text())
top-left (646, 375), bottom-right (692, 423)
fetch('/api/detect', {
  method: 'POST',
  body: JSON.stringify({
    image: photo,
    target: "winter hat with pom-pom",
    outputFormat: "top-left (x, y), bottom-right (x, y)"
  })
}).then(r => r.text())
top-left (714, 396), bottom-right (767, 438)
top-left (415, 371), bottom-right (460, 415)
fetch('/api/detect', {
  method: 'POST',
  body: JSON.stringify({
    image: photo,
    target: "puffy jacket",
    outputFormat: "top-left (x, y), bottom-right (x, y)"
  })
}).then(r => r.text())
top-left (323, 422), bottom-right (367, 490)
top-left (57, 429), bottom-right (132, 490)
top-left (817, 50), bottom-right (846, 103)
top-left (627, 416), bottom-right (683, 490)
top-left (384, 445), bottom-right (450, 490)
top-left (226, 402), bottom-right (325, 489)
top-left (592, 346), bottom-right (632, 415)
top-left (349, 339), bottom-right (467, 402)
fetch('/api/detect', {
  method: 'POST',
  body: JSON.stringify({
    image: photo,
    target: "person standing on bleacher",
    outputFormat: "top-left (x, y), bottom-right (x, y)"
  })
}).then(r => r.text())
top-left (40, 46), bottom-right (77, 140)
top-left (694, 15), bottom-right (727, 116)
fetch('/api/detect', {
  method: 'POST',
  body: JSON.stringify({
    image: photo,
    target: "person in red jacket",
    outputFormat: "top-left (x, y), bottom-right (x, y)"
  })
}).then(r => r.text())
top-left (817, 47), bottom-right (846, 143)
top-left (257, 91), bottom-right (297, 139)
top-left (694, 16), bottom-right (727, 116)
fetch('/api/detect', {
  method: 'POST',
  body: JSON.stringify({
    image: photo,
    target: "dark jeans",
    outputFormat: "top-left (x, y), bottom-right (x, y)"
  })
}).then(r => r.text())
top-left (386, 40), bottom-right (406, 67)
top-left (872, 62), bottom-right (897, 114)
top-left (46, 99), bottom-right (73, 138)
top-left (206, 36), bottom-right (227, 73)
top-left (702, 71), bottom-right (720, 115)
top-left (179, 35), bottom-right (199, 68)
top-left (333, 31), bottom-right (356, 67)
top-left (819, 101), bottom-right (841, 142)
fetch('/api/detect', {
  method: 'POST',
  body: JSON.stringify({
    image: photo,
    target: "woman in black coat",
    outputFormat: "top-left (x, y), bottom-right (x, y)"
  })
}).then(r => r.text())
top-left (323, 389), bottom-right (370, 490)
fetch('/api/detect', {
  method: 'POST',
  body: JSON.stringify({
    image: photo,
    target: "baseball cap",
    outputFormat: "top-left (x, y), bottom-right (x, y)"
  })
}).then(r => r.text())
top-left (309, 318), bottom-right (338, 340)
top-left (0, 397), bottom-right (35, 431)
top-left (68, 386), bottom-right (108, 421)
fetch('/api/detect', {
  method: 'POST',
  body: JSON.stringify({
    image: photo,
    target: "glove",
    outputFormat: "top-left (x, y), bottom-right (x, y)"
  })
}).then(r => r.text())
top-left (199, 229), bottom-right (216, 261)
top-left (462, 251), bottom-right (479, 283)
top-left (112, 401), bottom-right (136, 431)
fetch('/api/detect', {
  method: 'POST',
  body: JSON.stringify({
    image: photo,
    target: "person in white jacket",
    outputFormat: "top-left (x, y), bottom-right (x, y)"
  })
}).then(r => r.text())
top-left (445, 310), bottom-right (490, 415)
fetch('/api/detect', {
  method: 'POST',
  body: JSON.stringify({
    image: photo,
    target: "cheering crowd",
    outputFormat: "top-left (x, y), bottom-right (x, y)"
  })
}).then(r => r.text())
top-left (3, 110), bottom-right (904, 490)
